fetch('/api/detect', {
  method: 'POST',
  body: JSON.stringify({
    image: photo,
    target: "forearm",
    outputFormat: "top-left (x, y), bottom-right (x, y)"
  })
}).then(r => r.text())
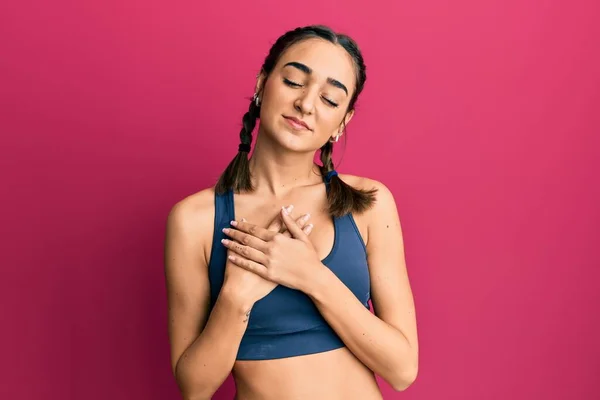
top-left (306, 266), bottom-right (418, 390)
top-left (175, 290), bottom-right (250, 400)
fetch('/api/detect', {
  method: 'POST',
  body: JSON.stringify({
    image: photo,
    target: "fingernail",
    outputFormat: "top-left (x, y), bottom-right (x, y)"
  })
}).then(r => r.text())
top-left (305, 224), bottom-right (313, 233)
top-left (222, 228), bottom-right (230, 234)
top-left (221, 239), bottom-right (230, 245)
top-left (302, 213), bottom-right (311, 222)
top-left (286, 205), bottom-right (294, 213)
top-left (230, 220), bottom-right (238, 226)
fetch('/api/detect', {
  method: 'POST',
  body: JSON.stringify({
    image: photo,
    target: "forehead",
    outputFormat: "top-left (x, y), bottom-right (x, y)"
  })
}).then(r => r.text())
top-left (276, 38), bottom-right (356, 89)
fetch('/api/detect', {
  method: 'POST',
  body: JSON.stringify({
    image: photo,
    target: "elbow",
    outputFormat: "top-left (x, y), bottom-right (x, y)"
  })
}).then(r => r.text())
top-left (178, 383), bottom-right (214, 400)
top-left (175, 366), bottom-right (213, 400)
top-left (182, 396), bottom-right (210, 400)
top-left (180, 387), bottom-right (213, 400)
top-left (390, 367), bottom-right (418, 391)
top-left (389, 357), bottom-right (418, 392)
top-left (182, 395), bottom-right (211, 400)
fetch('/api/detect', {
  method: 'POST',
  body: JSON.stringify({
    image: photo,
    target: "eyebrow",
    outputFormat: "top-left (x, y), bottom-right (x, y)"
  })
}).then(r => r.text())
top-left (283, 61), bottom-right (349, 96)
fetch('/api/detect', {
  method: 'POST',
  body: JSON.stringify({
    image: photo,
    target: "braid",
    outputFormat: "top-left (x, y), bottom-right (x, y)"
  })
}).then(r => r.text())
top-left (215, 100), bottom-right (259, 194)
top-left (319, 138), bottom-right (377, 217)
top-left (319, 141), bottom-right (334, 174)
top-left (239, 101), bottom-right (258, 149)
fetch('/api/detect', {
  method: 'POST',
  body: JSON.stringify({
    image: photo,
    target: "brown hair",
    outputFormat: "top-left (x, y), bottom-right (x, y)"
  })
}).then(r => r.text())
top-left (215, 25), bottom-right (377, 217)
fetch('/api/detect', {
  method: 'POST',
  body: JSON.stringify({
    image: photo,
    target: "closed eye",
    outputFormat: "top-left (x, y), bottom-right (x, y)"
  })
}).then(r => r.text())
top-left (284, 78), bottom-right (339, 108)
top-left (323, 97), bottom-right (339, 108)
top-left (283, 78), bottom-right (302, 87)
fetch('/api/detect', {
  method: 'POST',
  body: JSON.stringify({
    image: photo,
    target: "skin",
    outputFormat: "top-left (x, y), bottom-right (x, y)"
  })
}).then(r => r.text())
top-left (165, 38), bottom-right (418, 400)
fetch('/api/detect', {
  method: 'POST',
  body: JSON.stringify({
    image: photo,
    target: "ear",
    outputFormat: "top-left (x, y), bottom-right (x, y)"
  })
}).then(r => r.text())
top-left (255, 69), bottom-right (266, 97)
top-left (345, 109), bottom-right (355, 124)
top-left (331, 109), bottom-right (354, 141)
top-left (343, 109), bottom-right (354, 128)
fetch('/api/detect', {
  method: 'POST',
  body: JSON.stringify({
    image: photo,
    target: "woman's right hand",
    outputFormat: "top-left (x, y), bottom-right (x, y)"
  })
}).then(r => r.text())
top-left (221, 206), bottom-right (313, 312)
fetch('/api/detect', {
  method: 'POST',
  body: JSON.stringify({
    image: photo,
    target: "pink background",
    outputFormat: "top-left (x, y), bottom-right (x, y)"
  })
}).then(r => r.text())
top-left (1, 0), bottom-right (599, 399)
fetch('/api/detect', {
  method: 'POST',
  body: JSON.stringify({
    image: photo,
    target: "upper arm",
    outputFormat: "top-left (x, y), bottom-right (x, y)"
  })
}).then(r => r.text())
top-left (365, 181), bottom-right (419, 355)
top-left (164, 194), bottom-right (213, 376)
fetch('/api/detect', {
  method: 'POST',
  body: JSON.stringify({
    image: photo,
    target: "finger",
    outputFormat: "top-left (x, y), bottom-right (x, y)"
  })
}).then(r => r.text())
top-left (231, 220), bottom-right (277, 241)
top-left (303, 223), bottom-right (314, 235)
top-left (281, 212), bottom-right (310, 237)
top-left (267, 218), bottom-right (283, 233)
top-left (227, 254), bottom-right (269, 279)
top-left (296, 213), bottom-right (311, 228)
top-left (266, 205), bottom-right (293, 232)
top-left (221, 238), bottom-right (268, 265)
top-left (222, 227), bottom-right (269, 253)
top-left (280, 206), bottom-right (309, 241)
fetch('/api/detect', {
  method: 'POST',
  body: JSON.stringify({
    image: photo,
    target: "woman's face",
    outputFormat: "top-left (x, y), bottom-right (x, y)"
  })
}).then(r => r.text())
top-left (257, 38), bottom-right (356, 152)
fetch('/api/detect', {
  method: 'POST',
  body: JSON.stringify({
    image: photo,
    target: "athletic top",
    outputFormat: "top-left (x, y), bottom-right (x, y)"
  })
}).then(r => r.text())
top-left (207, 180), bottom-right (371, 360)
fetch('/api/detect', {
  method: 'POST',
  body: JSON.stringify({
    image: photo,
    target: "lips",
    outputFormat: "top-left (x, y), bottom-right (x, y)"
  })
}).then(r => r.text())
top-left (283, 116), bottom-right (311, 131)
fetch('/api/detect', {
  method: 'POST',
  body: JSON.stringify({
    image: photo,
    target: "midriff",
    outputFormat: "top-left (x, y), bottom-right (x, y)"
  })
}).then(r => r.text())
top-left (232, 347), bottom-right (383, 400)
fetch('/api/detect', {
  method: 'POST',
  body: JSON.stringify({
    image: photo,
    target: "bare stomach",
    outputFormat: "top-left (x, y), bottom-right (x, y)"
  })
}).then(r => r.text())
top-left (231, 347), bottom-right (383, 400)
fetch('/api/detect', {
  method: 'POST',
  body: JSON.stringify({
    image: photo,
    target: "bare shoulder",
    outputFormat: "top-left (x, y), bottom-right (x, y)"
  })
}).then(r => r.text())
top-left (168, 186), bottom-right (216, 224)
top-left (337, 174), bottom-right (399, 246)
top-left (338, 173), bottom-right (398, 216)
top-left (166, 186), bottom-right (217, 265)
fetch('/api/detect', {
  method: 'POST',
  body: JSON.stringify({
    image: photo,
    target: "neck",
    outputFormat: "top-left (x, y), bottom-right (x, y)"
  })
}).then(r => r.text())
top-left (248, 130), bottom-right (321, 197)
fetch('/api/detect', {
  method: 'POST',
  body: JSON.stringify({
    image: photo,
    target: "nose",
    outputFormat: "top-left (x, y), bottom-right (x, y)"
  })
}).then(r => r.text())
top-left (293, 87), bottom-right (317, 115)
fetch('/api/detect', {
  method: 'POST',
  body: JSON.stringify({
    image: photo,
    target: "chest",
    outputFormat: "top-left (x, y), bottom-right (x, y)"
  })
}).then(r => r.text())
top-left (207, 189), bottom-right (372, 340)
top-left (241, 214), bottom-right (371, 335)
top-left (234, 195), bottom-right (337, 261)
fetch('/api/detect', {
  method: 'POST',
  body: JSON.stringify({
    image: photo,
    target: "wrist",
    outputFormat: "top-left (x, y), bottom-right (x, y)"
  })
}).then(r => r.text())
top-left (304, 262), bottom-right (334, 300)
top-left (218, 286), bottom-right (254, 316)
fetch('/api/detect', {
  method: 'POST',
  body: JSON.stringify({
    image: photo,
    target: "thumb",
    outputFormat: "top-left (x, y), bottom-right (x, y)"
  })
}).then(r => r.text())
top-left (281, 206), bottom-right (308, 241)
top-left (266, 205), bottom-right (293, 232)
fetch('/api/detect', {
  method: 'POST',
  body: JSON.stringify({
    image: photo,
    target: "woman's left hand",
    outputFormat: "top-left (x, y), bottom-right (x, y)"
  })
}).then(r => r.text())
top-left (221, 206), bottom-right (324, 292)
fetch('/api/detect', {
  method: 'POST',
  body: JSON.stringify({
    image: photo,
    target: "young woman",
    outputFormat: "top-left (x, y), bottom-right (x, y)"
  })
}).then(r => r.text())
top-left (164, 25), bottom-right (418, 400)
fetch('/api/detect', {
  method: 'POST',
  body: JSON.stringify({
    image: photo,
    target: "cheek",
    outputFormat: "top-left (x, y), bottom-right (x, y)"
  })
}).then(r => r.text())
top-left (260, 87), bottom-right (286, 117)
top-left (259, 99), bottom-right (281, 126)
top-left (262, 79), bottom-right (288, 104)
top-left (315, 111), bottom-right (344, 135)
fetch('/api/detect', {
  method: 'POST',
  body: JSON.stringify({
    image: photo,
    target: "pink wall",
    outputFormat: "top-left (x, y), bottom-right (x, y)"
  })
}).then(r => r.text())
top-left (1, 0), bottom-right (598, 399)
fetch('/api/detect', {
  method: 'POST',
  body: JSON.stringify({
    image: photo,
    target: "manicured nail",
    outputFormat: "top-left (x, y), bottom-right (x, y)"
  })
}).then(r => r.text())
top-left (221, 239), bottom-right (230, 245)
top-left (230, 220), bottom-right (238, 227)
top-left (302, 213), bottom-right (311, 222)
top-left (286, 205), bottom-right (294, 213)
top-left (305, 224), bottom-right (313, 234)
top-left (222, 228), bottom-right (230, 234)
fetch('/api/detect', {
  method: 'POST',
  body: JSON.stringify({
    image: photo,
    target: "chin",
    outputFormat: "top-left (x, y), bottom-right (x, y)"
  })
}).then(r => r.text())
top-left (266, 130), bottom-right (316, 153)
top-left (259, 118), bottom-right (307, 147)
top-left (278, 133), bottom-right (312, 152)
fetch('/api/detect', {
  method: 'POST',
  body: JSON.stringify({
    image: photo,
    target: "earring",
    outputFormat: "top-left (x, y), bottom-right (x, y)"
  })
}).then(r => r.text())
top-left (330, 134), bottom-right (340, 143)
top-left (253, 93), bottom-right (261, 107)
